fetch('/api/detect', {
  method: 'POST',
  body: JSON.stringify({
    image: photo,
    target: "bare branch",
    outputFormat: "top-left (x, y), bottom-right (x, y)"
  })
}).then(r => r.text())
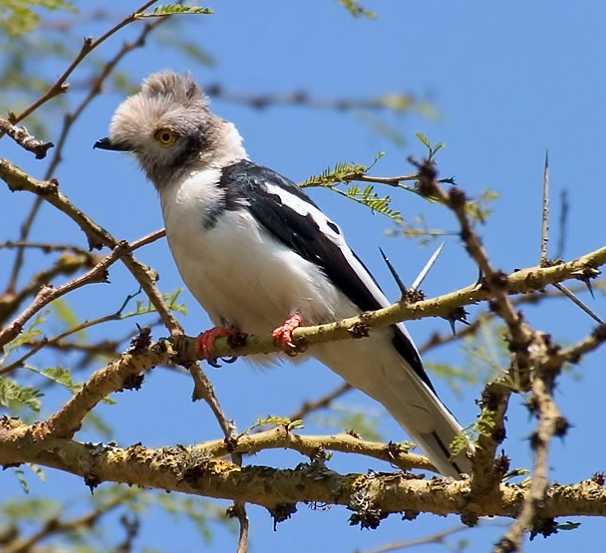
top-left (0, 118), bottom-right (54, 159)
top-left (0, 158), bottom-right (180, 334)
top-left (8, 0), bottom-right (160, 125)
top-left (355, 524), bottom-right (470, 553)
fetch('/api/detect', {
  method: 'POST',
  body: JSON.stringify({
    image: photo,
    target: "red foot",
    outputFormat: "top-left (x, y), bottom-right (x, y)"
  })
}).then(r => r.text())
top-left (195, 327), bottom-right (237, 361)
top-left (272, 312), bottom-right (302, 350)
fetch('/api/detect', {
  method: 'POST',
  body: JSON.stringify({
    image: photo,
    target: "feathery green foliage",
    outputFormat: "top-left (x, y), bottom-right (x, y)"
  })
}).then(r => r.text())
top-left (465, 188), bottom-right (499, 223)
top-left (301, 154), bottom-right (403, 222)
top-left (238, 415), bottom-right (304, 437)
top-left (0, 377), bottom-right (43, 412)
top-left (123, 288), bottom-right (187, 319)
top-left (0, 0), bottom-right (75, 36)
top-left (142, 4), bottom-right (214, 18)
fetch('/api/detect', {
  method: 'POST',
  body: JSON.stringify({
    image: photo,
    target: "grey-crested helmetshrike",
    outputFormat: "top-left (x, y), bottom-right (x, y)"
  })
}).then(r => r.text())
top-left (95, 70), bottom-right (473, 478)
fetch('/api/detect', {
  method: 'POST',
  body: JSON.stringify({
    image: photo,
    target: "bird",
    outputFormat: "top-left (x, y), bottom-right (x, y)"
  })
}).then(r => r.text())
top-left (94, 70), bottom-right (473, 478)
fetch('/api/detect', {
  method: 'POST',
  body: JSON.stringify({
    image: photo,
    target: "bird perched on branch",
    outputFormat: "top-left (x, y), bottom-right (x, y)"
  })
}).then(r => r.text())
top-left (95, 70), bottom-right (473, 478)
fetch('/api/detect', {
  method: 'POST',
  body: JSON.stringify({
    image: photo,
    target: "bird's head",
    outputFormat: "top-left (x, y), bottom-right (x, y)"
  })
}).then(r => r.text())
top-left (95, 70), bottom-right (245, 188)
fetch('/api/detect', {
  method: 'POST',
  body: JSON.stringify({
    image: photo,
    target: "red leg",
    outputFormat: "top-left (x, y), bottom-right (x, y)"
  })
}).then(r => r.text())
top-left (195, 326), bottom-right (237, 361)
top-left (272, 312), bottom-right (302, 350)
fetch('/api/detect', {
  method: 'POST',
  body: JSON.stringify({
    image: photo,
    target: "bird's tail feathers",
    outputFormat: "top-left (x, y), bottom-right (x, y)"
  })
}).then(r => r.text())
top-left (381, 379), bottom-right (474, 478)
top-left (316, 340), bottom-right (474, 479)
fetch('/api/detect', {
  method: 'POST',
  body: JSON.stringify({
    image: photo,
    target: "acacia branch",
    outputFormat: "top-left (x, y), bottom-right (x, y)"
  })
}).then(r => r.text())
top-left (0, 242), bottom-right (132, 351)
top-left (0, 158), bottom-right (180, 335)
top-left (0, 250), bottom-right (100, 325)
top-left (0, 430), bottom-right (605, 522)
top-left (42, 333), bottom-right (171, 439)
top-left (200, 425), bottom-right (435, 474)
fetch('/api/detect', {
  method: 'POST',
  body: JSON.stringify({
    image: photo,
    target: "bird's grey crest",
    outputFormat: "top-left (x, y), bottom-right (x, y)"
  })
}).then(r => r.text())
top-left (95, 70), bottom-right (245, 188)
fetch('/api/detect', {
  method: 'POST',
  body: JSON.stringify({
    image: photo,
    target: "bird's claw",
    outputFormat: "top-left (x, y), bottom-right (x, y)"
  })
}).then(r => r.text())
top-left (195, 326), bottom-right (237, 364)
top-left (272, 312), bottom-right (302, 353)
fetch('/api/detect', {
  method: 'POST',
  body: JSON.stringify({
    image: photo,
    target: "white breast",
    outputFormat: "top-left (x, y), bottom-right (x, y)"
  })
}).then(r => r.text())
top-left (159, 170), bottom-right (358, 336)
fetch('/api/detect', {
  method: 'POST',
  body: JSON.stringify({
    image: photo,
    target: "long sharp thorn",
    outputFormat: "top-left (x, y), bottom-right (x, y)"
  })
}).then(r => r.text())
top-left (553, 282), bottom-right (603, 325)
top-left (540, 150), bottom-right (550, 266)
top-left (584, 279), bottom-right (595, 300)
top-left (411, 241), bottom-right (445, 292)
top-left (379, 247), bottom-right (408, 294)
top-left (448, 317), bottom-right (456, 335)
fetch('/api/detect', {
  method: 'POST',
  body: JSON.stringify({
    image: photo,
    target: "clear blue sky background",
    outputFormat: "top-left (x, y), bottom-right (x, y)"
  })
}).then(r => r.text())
top-left (2, 1), bottom-right (606, 551)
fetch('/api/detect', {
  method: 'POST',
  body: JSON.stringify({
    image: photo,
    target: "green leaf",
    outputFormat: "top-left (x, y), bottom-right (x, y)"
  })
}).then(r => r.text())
top-left (415, 131), bottom-right (446, 160)
top-left (465, 188), bottom-right (499, 223)
top-left (0, 496), bottom-right (60, 519)
top-left (0, 377), bottom-right (43, 412)
top-left (1, 310), bottom-right (47, 362)
top-left (238, 414), bottom-right (293, 437)
top-left (50, 298), bottom-right (83, 337)
top-left (27, 462), bottom-right (46, 482)
top-left (13, 467), bottom-right (30, 493)
top-left (31, 366), bottom-right (115, 404)
top-left (39, 366), bottom-right (82, 394)
top-left (141, 4), bottom-right (214, 17)
top-left (415, 131), bottom-right (431, 149)
top-left (122, 288), bottom-right (186, 319)
top-left (336, 0), bottom-right (376, 19)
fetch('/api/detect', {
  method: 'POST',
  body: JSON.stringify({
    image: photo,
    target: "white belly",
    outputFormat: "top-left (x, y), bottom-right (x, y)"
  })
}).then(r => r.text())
top-left (160, 171), bottom-right (357, 335)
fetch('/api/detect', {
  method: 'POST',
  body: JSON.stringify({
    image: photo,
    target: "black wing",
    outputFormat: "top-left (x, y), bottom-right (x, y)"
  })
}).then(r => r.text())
top-left (219, 160), bottom-right (432, 391)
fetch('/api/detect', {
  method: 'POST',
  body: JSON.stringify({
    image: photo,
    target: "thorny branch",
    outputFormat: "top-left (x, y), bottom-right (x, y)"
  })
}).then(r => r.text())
top-left (406, 157), bottom-right (605, 550)
top-left (2, 420), bottom-right (606, 521)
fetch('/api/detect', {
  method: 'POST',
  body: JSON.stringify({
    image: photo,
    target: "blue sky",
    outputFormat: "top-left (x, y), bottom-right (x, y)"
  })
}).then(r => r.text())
top-left (2, 1), bottom-right (606, 551)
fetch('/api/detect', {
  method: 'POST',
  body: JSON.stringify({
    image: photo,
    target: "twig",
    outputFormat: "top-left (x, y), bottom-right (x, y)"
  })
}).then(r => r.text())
top-left (8, 0), bottom-right (159, 125)
top-left (200, 426), bottom-right (435, 473)
top-left (355, 524), bottom-right (469, 553)
top-left (1, 495), bottom-right (125, 553)
top-left (205, 85), bottom-right (419, 113)
top-left (0, 118), bottom-right (54, 159)
top-left (0, 239), bottom-right (94, 255)
top-left (0, 159), bottom-right (180, 334)
top-left (0, 250), bottom-right (100, 324)
top-left (287, 381), bottom-right (353, 422)
top-left (227, 502), bottom-right (249, 553)
top-left (0, 242), bottom-right (130, 350)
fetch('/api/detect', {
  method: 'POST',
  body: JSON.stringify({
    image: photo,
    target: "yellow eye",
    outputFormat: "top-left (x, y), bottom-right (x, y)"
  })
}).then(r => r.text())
top-left (154, 128), bottom-right (178, 147)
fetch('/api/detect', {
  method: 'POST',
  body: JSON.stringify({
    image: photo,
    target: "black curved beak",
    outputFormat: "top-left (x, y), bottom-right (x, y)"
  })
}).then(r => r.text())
top-left (93, 137), bottom-right (130, 151)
